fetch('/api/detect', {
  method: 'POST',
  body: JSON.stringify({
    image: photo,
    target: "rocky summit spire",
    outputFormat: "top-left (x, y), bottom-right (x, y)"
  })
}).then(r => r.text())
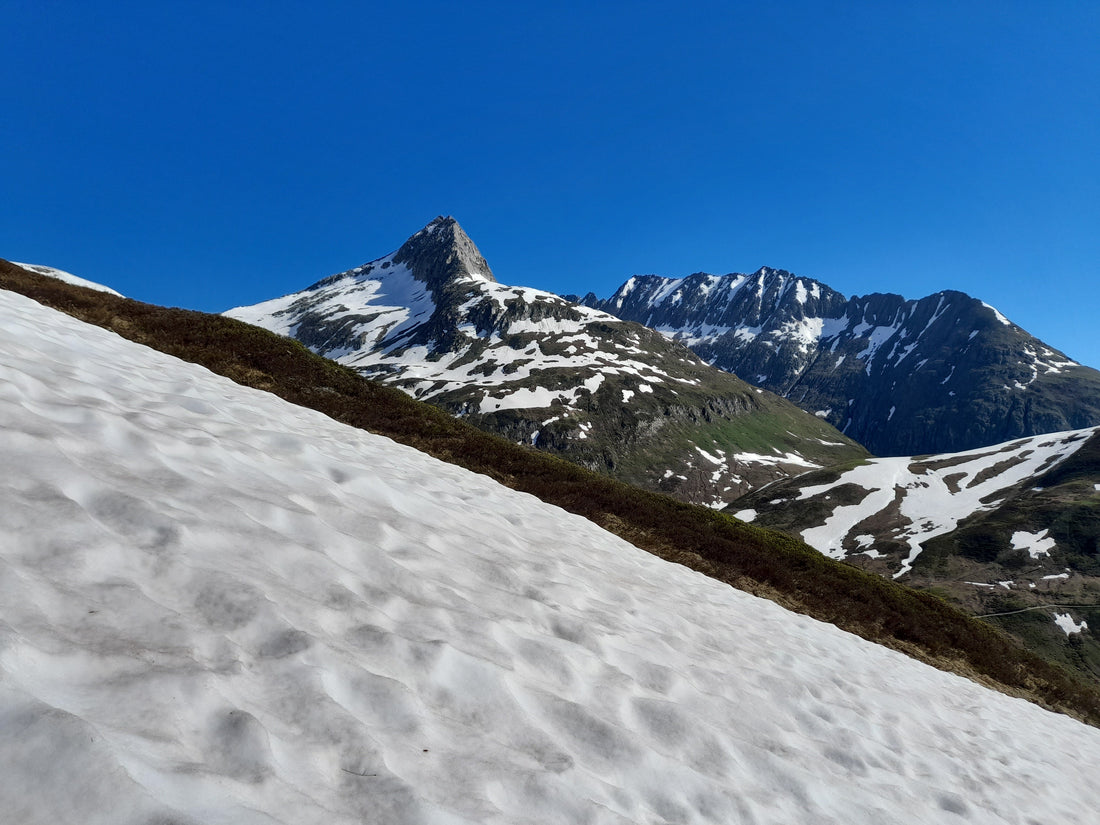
top-left (393, 216), bottom-right (496, 289)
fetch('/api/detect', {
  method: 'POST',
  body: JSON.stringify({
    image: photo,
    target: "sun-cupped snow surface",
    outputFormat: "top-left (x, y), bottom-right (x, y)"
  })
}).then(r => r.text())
top-left (4, 289), bottom-right (1100, 824)
top-left (786, 431), bottom-right (1095, 577)
top-left (13, 261), bottom-right (124, 296)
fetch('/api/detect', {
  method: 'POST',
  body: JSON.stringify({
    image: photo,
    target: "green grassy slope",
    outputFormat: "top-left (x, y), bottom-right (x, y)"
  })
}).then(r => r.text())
top-left (5, 258), bottom-right (1100, 725)
top-left (912, 437), bottom-right (1100, 681)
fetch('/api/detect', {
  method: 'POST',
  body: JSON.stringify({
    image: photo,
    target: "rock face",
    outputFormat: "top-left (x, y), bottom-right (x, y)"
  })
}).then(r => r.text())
top-left (580, 268), bottom-right (1100, 456)
top-left (226, 219), bottom-right (867, 506)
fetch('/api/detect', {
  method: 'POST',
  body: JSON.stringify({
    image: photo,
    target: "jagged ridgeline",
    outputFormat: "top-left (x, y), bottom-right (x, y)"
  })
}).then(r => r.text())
top-left (579, 269), bottom-right (1100, 457)
top-left (226, 218), bottom-right (866, 506)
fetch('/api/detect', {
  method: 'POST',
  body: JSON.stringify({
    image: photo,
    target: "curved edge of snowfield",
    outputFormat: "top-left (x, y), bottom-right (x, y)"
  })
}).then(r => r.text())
top-left (2, 286), bottom-right (1100, 825)
top-left (12, 261), bottom-right (124, 297)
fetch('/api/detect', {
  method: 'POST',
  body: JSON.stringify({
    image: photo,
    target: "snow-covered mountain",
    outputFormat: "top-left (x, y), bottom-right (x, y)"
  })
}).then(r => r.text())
top-left (732, 427), bottom-right (1100, 681)
top-left (226, 219), bottom-right (865, 506)
top-left (580, 268), bottom-right (1100, 456)
top-left (6, 278), bottom-right (1100, 823)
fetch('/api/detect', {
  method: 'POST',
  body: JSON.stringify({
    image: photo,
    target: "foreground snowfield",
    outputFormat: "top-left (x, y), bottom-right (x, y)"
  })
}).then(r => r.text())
top-left (3, 288), bottom-right (1100, 825)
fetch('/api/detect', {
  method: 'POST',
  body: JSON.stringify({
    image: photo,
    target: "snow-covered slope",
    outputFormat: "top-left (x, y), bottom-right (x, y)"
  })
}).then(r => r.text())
top-left (225, 218), bottom-right (684, 408)
top-left (5, 286), bottom-right (1100, 824)
top-left (225, 218), bottom-right (865, 506)
top-left (582, 269), bottom-right (1100, 456)
top-left (733, 426), bottom-right (1100, 682)
top-left (12, 261), bottom-right (123, 296)
top-left (735, 428), bottom-right (1097, 577)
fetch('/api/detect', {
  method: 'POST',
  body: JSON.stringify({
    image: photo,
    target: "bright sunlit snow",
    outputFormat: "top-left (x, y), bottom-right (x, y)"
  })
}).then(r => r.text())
top-left (1011, 529), bottom-right (1056, 559)
top-left (13, 261), bottom-right (123, 296)
top-left (1053, 613), bottom-right (1088, 636)
top-left (4, 287), bottom-right (1100, 824)
top-left (225, 256), bottom-right (693, 415)
top-left (793, 431), bottom-right (1095, 576)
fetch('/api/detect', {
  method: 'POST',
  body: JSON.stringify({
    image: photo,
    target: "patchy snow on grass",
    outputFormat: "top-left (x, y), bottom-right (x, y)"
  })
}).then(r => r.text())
top-left (792, 430), bottom-right (1095, 577)
top-left (1012, 529), bottom-right (1057, 559)
top-left (694, 446), bottom-right (724, 465)
top-left (1053, 613), bottom-right (1089, 636)
top-left (479, 385), bottom-right (573, 413)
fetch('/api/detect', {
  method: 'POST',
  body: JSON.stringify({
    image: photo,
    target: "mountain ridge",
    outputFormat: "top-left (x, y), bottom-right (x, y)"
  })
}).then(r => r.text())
top-left (225, 221), bottom-right (867, 506)
top-left (580, 267), bottom-right (1100, 456)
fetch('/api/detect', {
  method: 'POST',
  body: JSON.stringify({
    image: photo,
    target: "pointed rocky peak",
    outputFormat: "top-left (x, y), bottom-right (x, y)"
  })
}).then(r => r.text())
top-left (393, 216), bottom-right (496, 289)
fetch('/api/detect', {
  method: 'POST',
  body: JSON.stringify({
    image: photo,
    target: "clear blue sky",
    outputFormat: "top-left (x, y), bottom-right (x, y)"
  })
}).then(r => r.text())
top-left (4, 2), bottom-right (1099, 365)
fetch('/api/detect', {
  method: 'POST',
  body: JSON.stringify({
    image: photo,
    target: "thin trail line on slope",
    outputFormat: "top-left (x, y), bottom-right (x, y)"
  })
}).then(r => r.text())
top-left (977, 603), bottom-right (1100, 619)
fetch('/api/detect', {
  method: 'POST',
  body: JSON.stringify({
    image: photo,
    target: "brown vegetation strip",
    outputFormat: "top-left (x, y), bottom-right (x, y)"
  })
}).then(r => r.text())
top-left (5, 259), bottom-right (1100, 725)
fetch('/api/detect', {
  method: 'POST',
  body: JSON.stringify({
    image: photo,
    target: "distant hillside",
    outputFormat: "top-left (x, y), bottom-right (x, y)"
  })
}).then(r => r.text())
top-left (579, 268), bottom-right (1100, 456)
top-left (225, 218), bottom-right (866, 506)
top-left (732, 428), bottom-right (1100, 682)
top-left (5, 255), bottom-right (1100, 724)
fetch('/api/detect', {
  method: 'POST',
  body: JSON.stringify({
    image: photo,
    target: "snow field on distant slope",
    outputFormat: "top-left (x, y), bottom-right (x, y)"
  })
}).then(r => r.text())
top-left (3, 288), bottom-right (1100, 824)
top-left (791, 432), bottom-right (1094, 577)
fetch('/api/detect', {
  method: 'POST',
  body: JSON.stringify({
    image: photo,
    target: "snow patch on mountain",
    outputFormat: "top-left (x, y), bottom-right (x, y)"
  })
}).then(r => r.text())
top-left (228, 267), bottom-right (689, 409)
top-left (983, 301), bottom-right (1012, 325)
top-left (1054, 613), bottom-right (1089, 636)
top-left (227, 255), bottom-right (703, 415)
top-left (753, 429), bottom-right (1096, 577)
top-left (1012, 529), bottom-right (1057, 559)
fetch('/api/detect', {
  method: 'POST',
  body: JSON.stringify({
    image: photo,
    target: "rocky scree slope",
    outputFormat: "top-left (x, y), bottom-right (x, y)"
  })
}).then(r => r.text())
top-left (226, 219), bottom-right (865, 506)
top-left (732, 426), bottom-right (1100, 684)
top-left (579, 268), bottom-right (1100, 457)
